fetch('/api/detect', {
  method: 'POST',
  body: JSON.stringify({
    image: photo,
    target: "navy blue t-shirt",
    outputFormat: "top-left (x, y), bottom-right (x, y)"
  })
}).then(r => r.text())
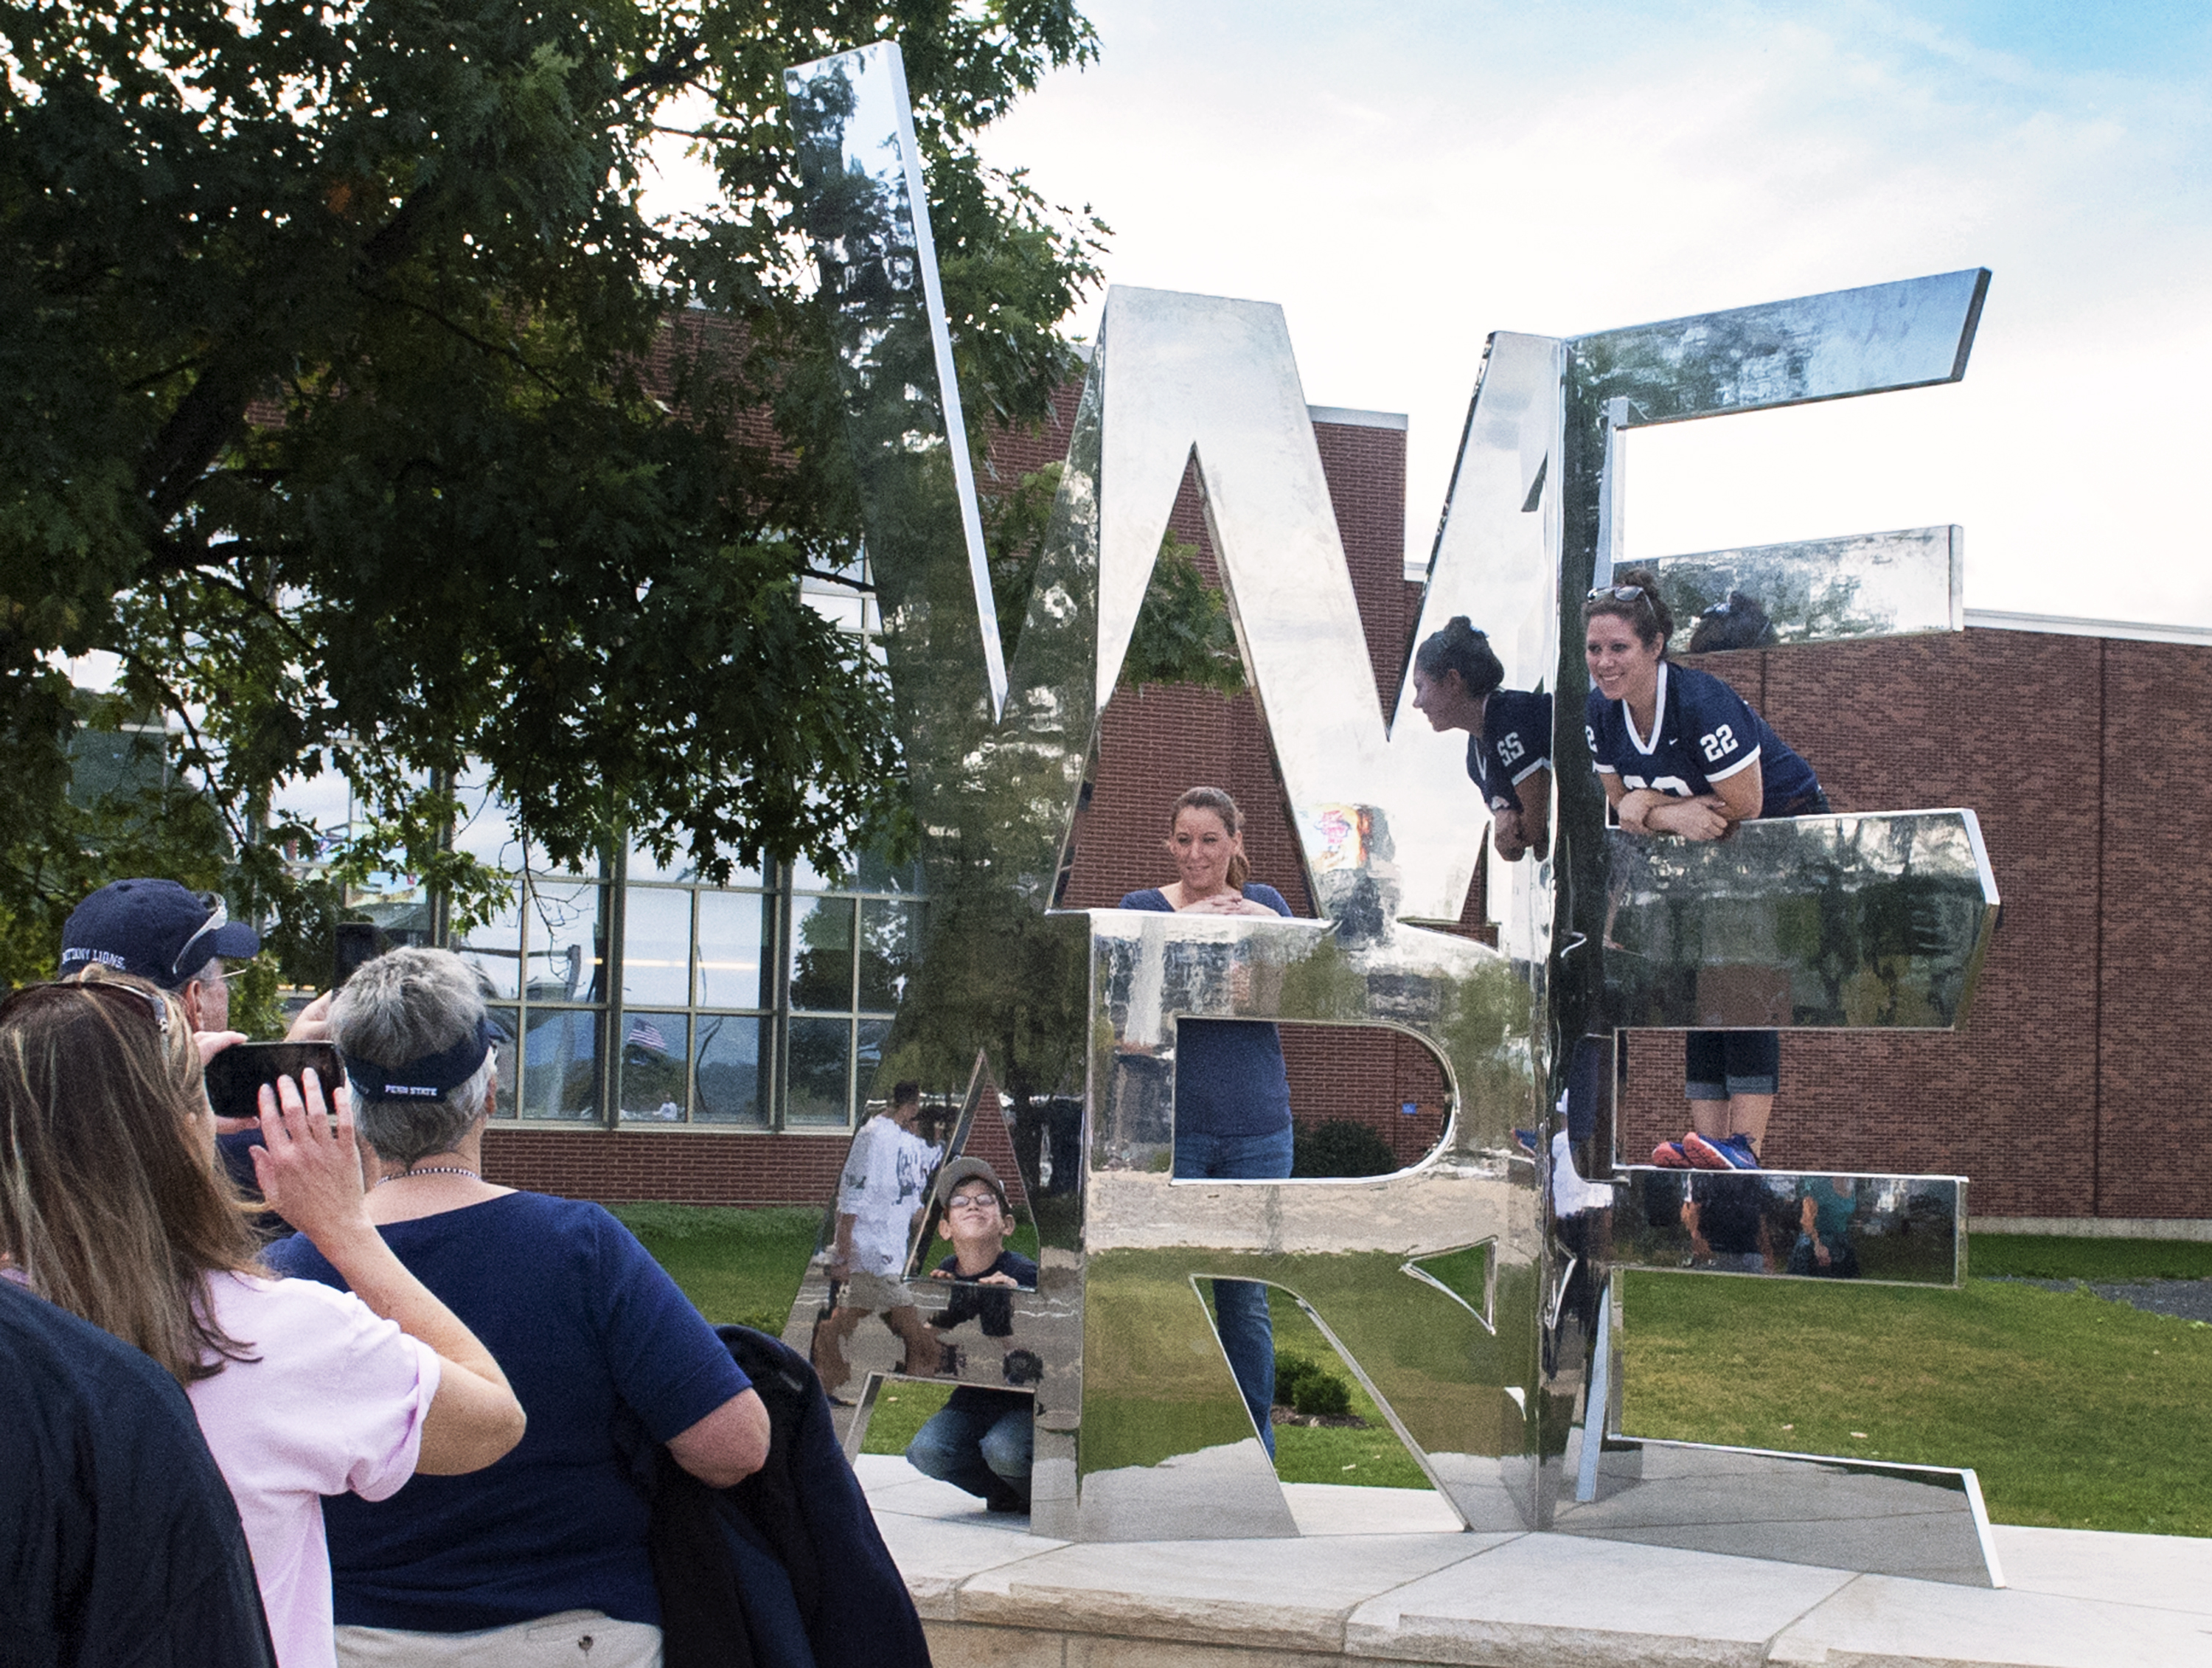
top-left (1467, 688), bottom-right (1552, 812)
top-left (263, 1192), bottom-right (751, 1632)
top-left (1, 1282), bottom-right (278, 1667)
top-left (1584, 661), bottom-right (1820, 816)
top-left (1118, 883), bottom-right (1295, 1139)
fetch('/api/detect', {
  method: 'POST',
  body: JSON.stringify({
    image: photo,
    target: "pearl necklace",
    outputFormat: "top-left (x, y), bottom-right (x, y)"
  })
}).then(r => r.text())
top-left (377, 1165), bottom-right (481, 1186)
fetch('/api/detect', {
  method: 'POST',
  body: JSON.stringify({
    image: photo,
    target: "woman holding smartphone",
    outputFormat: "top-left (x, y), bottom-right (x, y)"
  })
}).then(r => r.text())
top-left (0, 971), bottom-right (524, 1668)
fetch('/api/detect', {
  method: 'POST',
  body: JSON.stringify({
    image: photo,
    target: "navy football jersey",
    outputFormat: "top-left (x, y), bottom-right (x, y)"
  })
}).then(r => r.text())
top-left (1584, 662), bottom-right (1820, 816)
top-left (1466, 689), bottom-right (1552, 813)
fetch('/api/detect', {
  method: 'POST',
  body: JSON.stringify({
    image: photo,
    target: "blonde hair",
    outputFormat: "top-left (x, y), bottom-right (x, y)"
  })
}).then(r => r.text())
top-left (0, 971), bottom-right (260, 1383)
top-left (1167, 786), bottom-right (1251, 891)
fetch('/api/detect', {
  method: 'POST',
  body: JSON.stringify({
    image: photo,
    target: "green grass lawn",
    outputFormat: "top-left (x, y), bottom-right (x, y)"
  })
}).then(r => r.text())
top-left (1621, 1262), bottom-right (2212, 1537)
top-left (624, 1206), bottom-right (2212, 1535)
top-left (608, 1203), bottom-right (821, 1332)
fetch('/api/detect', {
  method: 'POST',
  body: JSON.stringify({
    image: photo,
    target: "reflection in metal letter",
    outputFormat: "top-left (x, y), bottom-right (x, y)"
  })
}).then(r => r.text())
top-left (785, 41), bottom-right (2004, 1582)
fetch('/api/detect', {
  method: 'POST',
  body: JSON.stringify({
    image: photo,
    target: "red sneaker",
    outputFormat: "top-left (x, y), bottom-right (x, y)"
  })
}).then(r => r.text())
top-left (1652, 1139), bottom-right (1691, 1167)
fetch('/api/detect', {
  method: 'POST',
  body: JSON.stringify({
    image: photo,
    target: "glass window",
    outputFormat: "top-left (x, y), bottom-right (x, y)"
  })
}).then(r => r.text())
top-left (488, 1007), bottom-right (520, 1119)
top-left (521, 1008), bottom-right (601, 1121)
top-left (454, 894), bottom-right (524, 1001)
top-left (524, 882), bottom-right (607, 1005)
top-left (786, 1015), bottom-right (852, 1126)
top-left (697, 889), bottom-right (767, 1010)
top-left (618, 1011), bottom-right (691, 1122)
top-left (855, 849), bottom-right (925, 894)
top-left (855, 1016), bottom-right (894, 1099)
top-left (790, 850), bottom-right (855, 892)
top-left (625, 832), bottom-right (764, 888)
top-left (695, 1014), bottom-right (768, 1126)
top-left (858, 898), bottom-right (922, 1012)
top-left (788, 895), bottom-right (855, 1011)
top-left (622, 887), bottom-right (692, 1007)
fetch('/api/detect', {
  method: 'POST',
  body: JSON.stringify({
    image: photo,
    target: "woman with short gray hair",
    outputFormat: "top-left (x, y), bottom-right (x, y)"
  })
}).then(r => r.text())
top-left (265, 947), bottom-right (770, 1667)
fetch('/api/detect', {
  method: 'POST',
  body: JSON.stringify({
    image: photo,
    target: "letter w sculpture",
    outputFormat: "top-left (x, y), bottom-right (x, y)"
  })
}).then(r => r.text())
top-left (781, 44), bottom-right (2003, 1585)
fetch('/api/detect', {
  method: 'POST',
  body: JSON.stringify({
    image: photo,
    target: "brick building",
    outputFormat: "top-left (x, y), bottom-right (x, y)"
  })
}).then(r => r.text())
top-left (481, 385), bottom-right (2212, 1233)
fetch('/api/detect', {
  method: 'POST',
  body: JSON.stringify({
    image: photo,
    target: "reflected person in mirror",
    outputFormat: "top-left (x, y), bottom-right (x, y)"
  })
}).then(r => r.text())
top-left (1584, 573), bottom-right (1829, 1173)
top-left (1119, 786), bottom-right (1294, 1455)
top-left (905, 1158), bottom-right (1038, 1513)
top-left (1409, 616), bottom-right (1552, 862)
top-left (813, 1081), bottom-right (945, 1395)
top-left (1790, 1175), bottom-right (1862, 1278)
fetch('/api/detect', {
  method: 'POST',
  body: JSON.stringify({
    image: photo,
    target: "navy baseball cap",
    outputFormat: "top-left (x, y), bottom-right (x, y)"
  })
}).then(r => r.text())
top-left (60, 880), bottom-right (261, 990)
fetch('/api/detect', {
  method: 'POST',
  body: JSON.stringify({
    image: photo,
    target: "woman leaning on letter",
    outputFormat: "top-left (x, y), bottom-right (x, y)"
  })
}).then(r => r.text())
top-left (1582, 571), bottom-right (1829, 1174)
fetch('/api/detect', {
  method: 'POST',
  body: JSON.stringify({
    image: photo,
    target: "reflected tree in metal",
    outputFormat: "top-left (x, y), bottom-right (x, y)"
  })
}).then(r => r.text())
top-left (784, 41), bottom-right (2003, 1583)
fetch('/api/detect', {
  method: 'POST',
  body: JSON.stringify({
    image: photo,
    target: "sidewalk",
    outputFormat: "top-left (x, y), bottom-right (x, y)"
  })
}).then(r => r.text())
top-left (858, 1456), bottom-right (2212, 1667)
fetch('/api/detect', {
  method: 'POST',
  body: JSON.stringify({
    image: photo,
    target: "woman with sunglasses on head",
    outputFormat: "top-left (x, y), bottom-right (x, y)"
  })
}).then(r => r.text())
top-left (0, 973), bottom-right (525, 1668)
top-left (1583, 571), bottom-right (1829, 1172)
top-left (1408, 616), bottom-right (1551, 863)
top-left (1119, 786), bottom-right (1295, 1455)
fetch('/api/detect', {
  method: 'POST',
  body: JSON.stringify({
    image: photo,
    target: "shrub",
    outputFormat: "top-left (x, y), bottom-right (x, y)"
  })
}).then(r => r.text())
top-left (1292, 1118), bottom-right (1398, 1178)
top-left (1273, 1349), bottom-right (1353, 1417)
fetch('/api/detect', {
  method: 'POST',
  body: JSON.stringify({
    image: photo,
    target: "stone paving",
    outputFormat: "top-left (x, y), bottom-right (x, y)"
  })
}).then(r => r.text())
top-left (859, 1455), bottom-right (2212, 1667)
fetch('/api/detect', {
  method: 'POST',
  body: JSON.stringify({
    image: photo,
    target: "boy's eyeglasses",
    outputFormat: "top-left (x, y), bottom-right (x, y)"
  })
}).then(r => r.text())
top-left (945, 1191), bottom-right (1004, 1214)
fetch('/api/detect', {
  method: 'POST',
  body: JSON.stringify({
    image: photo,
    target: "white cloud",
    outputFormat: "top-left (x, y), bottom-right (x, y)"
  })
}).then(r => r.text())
top-left (966, 0), bottom-right (2212, 623)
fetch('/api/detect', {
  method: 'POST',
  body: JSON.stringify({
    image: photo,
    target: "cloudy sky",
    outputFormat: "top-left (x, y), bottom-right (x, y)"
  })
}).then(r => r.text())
top-left (950, 0), bottom-right (2212, 625)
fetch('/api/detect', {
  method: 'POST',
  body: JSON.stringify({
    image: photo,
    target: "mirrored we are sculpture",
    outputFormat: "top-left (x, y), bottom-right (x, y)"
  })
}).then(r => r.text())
top-left (783, 40), bottom-right (2003, 1583)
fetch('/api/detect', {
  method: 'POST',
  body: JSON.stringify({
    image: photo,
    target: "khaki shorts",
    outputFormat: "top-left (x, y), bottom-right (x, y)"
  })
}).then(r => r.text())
top-left (838, 1269), bottom-right (916, 1311)
top-left (336, 1610), bottom-right (660, 1667)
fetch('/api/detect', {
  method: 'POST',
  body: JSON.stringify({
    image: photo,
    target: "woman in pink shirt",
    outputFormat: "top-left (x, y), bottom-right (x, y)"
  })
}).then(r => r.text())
top-left (0, 976), bottom-right (525, 1668)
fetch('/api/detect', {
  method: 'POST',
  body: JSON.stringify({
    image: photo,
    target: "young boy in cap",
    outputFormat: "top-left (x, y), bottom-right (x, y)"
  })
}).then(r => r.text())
top-left (905, 1156), bottom-right (1038, 1513)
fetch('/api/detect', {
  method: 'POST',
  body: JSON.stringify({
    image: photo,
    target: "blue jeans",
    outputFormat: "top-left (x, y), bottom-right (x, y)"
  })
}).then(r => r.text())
top-left (1174, 1124), bottom-right (1295, 1458)
top-left (906, 1399), bottom-right (1033, 1505)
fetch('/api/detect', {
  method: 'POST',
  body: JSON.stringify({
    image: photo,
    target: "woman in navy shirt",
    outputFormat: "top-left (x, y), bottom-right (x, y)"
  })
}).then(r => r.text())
top-left (265, 948), bottom-right (769, 1664)
top-left (1583, 572), bottom-right (1828, 1173)
top-left (1119, 786), bottom-right (1293, 1454)
top-left (1409, 615), bottom-right (1551, 862)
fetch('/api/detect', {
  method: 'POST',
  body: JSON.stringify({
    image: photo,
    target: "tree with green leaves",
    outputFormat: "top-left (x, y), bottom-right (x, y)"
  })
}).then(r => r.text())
top-left (1, 0), bottom-right (1105, 990)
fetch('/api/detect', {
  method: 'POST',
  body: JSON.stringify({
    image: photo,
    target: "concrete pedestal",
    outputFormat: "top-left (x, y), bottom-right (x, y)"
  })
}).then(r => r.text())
top-left (858, 1456), bottom-right (2212, 1667)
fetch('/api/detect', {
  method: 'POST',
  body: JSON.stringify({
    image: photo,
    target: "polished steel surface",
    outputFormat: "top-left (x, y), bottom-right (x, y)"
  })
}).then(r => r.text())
top-left (1610, 1167), bottom-right (1967, 1286)
top-left (1412, 331), bottom-right (1563, 952)
top-left (785, 46), bottom-right (2000, 1575)
top-left (1081, 907), bottom-right (1544, 1537)
top-left (785, 43), bottom-right (1006, 727)
top-left (1571, 268), bottom-right (1990, 429)
top-left (1557, 1439), bottom-right (2002, 1587)
top-left (1647, 526), bottom-right (1965, 653)
top-left (1602, 811), bottom-right (2000, 1032)
top-left (1097, 288), bottom-right (1512, 928)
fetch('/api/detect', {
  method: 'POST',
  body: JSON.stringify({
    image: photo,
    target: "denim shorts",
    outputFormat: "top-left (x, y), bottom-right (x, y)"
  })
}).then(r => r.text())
top-left (1684, 1029), bottom-right (1780, 1099)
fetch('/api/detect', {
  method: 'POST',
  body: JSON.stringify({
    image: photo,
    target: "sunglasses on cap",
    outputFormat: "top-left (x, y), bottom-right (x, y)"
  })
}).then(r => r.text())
top-left (173, 893), bottom-right (227, 979)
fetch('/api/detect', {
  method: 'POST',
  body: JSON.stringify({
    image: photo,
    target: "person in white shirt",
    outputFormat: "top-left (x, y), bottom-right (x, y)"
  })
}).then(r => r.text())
top-left (810, 1081), bottom-right (944, 1394)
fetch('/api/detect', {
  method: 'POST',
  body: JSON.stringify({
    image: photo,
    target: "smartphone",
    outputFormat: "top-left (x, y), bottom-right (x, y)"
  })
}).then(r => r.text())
top-left (203, 1042), bottom-right (344, 1124)
top-left (333, 922), bottom-right (391, 990)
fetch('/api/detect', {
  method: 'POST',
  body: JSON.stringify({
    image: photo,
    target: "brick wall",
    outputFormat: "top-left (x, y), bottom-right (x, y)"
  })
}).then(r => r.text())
top-left (483, 1126), bottom-right (849, 1205)
top-left (1615, 628), bottom-right (2212, 1222)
